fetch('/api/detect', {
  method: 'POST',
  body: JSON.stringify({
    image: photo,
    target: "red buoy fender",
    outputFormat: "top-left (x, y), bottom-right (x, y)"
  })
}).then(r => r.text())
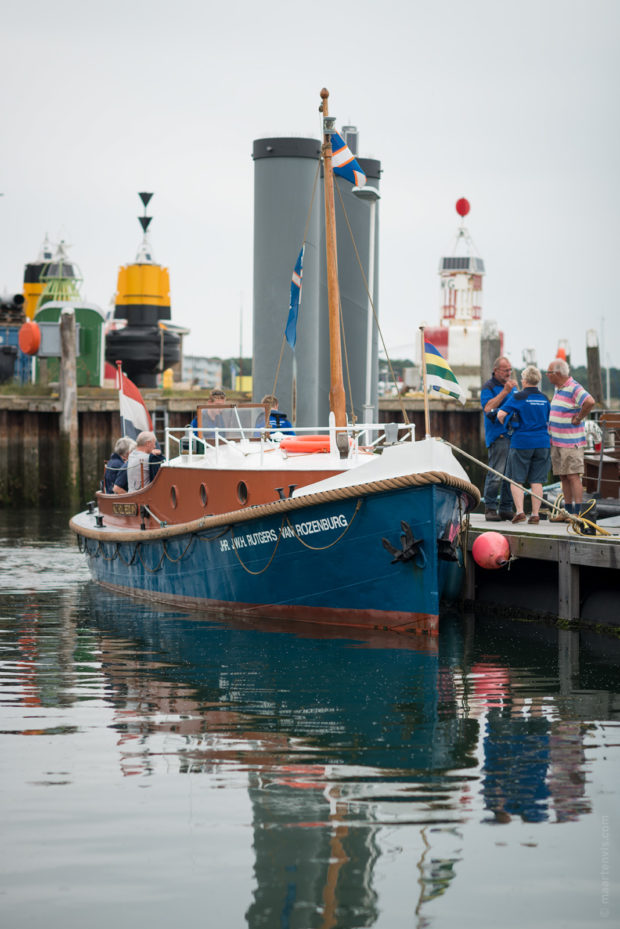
top-left (18, 321), bottom-right (41, 355)
top-left (280, 435), bottom-right (331, 454)
top-left (472, 531), bottom-right (510, 570)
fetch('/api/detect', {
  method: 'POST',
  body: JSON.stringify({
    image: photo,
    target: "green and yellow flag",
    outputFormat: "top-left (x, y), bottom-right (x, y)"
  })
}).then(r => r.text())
top-left (423, 340), bottom-right (467, 404)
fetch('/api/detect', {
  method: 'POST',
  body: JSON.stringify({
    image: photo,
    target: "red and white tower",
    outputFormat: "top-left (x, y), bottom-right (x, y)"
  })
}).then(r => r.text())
top-left (425, 198), bottom-right (500, 399)
top-left (439, 198), bottom-right (484, 325)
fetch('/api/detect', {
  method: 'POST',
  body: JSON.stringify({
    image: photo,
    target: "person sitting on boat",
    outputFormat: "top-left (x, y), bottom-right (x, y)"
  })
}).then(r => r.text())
top-left (126, 432), bottom-right (164, 492)
top-left (148, 440), bottom-right (165, 482)
top-left (254, 394), bottom-right (295, 436)
top-left (190, 388), bottom-right (227, 444)
top-left (496, 365), bottom-right (550, 525)
top-left (103, 437), bottom-right (136, 494)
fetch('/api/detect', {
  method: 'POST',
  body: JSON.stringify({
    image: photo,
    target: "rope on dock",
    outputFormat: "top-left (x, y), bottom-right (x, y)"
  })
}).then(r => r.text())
top-left (440, 439), bottom-right (616, 538)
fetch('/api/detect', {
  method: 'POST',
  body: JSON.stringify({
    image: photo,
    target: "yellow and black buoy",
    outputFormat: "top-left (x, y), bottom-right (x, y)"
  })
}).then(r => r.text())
top-left (105, 193), bottom-right (180, 387)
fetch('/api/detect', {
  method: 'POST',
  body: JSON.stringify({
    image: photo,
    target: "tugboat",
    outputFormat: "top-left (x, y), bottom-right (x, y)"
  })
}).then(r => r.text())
top-left (71, 91), bottom-right (480, 635)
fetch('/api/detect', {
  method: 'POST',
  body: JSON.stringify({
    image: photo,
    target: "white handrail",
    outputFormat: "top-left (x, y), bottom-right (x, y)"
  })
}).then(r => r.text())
top-left (163, 421), bottom-right (415, 459)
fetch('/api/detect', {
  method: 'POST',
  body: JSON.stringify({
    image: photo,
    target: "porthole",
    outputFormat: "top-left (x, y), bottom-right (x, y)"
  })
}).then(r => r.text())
top-left (199, 483), bottom-right (208, 507)
top-left (170, 485), bottom-right (178, 509)
top-left (237, 481), bottom-right (248, 505)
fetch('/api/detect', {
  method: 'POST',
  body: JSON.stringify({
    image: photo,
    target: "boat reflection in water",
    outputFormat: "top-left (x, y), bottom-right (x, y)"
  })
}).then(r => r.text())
top-left (86, 589), bottom-right (461, 926)
top-left (78, 588), bottom-right (614, 927)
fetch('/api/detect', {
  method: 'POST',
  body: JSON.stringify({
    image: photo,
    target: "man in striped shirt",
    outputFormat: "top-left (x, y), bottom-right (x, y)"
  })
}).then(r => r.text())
top-left (546, 359), bottom-right (595, 517)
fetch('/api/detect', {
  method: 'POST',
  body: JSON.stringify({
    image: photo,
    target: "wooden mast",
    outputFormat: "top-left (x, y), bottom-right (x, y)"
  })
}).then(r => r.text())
top-left (420, 325), bottom-right (431, 437)
top-left (320, 88), bottom-right (349, 456)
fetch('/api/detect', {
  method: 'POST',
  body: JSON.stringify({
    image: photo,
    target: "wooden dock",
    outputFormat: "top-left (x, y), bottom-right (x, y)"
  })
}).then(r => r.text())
top-left (464, 514), bottom-right (620, 630)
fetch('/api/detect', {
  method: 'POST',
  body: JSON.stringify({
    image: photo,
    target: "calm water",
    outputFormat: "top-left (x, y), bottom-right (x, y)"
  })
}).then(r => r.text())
top-left (0, 510), bottom-right (618, 928)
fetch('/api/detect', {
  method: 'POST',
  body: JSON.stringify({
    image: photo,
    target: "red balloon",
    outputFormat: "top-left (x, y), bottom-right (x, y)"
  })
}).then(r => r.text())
top-left (456, 198), bottom-right (470, 217)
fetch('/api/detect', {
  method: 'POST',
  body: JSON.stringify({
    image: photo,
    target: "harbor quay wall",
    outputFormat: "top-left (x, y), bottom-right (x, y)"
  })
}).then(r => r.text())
top-left (0, 395), bottom-right (488, 508)
top-left (0, 394), bottom-right (199, 507)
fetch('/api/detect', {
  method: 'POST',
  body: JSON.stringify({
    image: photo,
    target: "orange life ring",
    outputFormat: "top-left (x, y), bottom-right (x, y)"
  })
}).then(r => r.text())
top-left (280, 434), bottom-right (331, 453)
top-left (18, 321), bottom-right (41, 355)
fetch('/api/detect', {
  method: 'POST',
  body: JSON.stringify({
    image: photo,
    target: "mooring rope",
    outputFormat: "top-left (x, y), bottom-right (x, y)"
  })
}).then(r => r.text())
top-left (440, 438), bottom-right (616, 538)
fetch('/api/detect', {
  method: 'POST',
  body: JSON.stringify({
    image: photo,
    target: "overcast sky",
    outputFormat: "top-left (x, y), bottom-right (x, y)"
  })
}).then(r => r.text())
top-left (2, 0), bottom-right (619, 371)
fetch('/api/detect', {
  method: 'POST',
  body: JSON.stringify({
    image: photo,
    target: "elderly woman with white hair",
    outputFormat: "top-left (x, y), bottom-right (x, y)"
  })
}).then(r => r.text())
top-left (104, 436), bottom-right (137, 494)
top-left (496, 365), bottom-right (551, 524)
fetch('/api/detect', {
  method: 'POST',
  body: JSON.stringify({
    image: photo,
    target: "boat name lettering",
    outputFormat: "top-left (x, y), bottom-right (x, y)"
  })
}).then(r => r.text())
top-left (220, 528), bottom-right (278, 551)
top-left (112, 503), bottom-right (139, 516)
top-left (218, 514), bottom-right (349, 551)
top-left (289, 514), bottom-right (348, 537)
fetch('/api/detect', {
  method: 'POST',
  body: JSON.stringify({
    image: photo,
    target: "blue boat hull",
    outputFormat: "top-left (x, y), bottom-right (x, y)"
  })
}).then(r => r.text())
top-left (75, 483), bottom-right (469, 635)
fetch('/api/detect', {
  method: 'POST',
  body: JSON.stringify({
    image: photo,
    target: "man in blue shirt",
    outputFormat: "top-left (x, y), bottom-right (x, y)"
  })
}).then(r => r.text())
top-left (480, 356), bottom-right (518, 521)
top-left (497, 365), bottom-right (550, 524)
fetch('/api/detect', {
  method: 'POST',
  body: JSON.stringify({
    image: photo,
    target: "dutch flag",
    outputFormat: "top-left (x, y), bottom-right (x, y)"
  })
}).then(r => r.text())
top-left (115, 362), bottom-right (153, 439)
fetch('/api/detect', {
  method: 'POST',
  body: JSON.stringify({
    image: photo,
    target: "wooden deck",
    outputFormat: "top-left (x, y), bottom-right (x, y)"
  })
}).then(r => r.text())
top-left (463, 513), bottom-right (620, 626)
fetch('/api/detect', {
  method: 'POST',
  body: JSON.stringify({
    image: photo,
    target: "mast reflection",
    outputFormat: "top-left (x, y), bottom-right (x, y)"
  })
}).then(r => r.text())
top-left (77, 590), bottom-right (617, 926)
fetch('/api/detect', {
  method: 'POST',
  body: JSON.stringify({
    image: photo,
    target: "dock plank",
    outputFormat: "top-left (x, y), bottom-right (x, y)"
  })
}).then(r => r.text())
top-left (467, 514), bottom-right (620, 569)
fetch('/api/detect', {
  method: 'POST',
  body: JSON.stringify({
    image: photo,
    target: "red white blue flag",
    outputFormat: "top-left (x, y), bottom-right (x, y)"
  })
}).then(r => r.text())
top-left (115, 361), bottom-right (153, 439)
top-left (330, 132), bottom-right (366, 188)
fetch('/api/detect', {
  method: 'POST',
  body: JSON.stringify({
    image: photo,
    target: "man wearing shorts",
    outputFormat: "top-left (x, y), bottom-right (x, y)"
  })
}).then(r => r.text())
top-left (497, 365), bottom-right (550, 524)
top-left (546, 359), bottom-right (595, 518)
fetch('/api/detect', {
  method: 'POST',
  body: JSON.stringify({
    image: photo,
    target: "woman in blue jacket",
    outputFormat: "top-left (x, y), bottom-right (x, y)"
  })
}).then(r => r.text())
top-left (497, 365), bottom-right (550, 524)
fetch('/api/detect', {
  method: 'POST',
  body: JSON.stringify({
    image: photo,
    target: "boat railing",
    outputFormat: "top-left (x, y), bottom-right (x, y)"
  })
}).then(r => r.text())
top-left (165, 421), bottom-right (415, 464)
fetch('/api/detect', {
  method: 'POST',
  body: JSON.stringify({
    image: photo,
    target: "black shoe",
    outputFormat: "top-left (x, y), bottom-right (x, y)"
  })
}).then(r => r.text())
top-left (485, 509), bottom-right (501, 522)
top-left (499, 511), bottom-right (515, 521)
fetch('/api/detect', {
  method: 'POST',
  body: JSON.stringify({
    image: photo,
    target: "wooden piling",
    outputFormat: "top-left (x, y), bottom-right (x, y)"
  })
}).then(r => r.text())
top-left (59, 309), bottom-right (80, 508)
top-left (481, 331), bottom-right (501, 382)
top-left (586, 331), bottom-right (605, 405)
